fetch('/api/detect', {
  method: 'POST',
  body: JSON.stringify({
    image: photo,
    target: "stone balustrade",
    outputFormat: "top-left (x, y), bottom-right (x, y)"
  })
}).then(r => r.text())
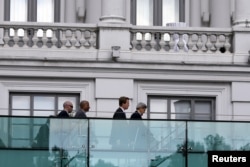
top-left (0, 22), bottom-right (97, 49)
top-left (0, 22), bottom-right (234, 55)
top-left (131, 26), bottom-right (232, 54)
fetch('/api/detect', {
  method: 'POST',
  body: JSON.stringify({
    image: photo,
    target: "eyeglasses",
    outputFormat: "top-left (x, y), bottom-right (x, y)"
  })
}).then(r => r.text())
top-left (69, 105), bottom-right (73, 108)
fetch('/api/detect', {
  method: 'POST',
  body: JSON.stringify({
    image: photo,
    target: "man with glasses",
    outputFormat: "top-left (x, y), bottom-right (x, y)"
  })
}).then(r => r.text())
top-left (57, 101), bottom-right (73, 118)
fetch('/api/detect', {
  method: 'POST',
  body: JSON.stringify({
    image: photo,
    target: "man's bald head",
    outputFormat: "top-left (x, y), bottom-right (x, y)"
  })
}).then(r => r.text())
top-left (63, 101), bottom-right (73, 113)
top-left (80, 100), bottom-right (90, 112)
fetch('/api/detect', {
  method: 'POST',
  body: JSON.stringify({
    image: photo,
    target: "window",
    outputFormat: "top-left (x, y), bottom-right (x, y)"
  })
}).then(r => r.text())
top-left (148, 96), bottom-right (215, 120)
top-left (10, 93), bottom-right (80, 116)
top-left (131, 0), bottom-right (185, 26)
top-left (9, 93), bottom-right (80, 147)
top-left (4, 0), bottom-right (60, 22)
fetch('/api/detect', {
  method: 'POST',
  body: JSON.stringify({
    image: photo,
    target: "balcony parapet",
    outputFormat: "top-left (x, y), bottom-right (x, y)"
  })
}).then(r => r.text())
top-left (131, 26), bottom-right (233, 54)
top-left (0, 22), bottom-right (97, 49)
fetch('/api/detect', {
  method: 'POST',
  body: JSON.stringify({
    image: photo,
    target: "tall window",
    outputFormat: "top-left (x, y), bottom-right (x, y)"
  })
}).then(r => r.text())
top-left (131, 0), bottom-right (185, 26)
top-left (9, 93), bottom-right (80, 147)
top-left (148, 96), bottom-right (215, 120)
top-left (5, 0), bottom-right (60, 22)
top-left (10, 93), bottom-right (80, 116)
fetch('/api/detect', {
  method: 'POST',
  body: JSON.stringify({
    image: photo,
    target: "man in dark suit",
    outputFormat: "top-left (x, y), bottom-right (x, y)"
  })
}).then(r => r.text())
top-left (75, 100), bottom-right (90, 118)
top-left (110, 96), bottom-right (130, 149)
top-left (57, 101), bottom-right (73, 118)
top-left (130, 102), bottom-right (147, 150)
top-left (131, 102), bottom-right (147, 120)
top-left (113, 96), bottom-right (129, 119)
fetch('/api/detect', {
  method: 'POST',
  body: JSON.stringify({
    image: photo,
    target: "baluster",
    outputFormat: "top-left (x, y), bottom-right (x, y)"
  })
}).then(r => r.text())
top-left (80, 30), bottom-right (86, 49)
top-left (224, 34), bottom-right (231, 53)
top-left (70, 29), bottom-right (77, 48)
top-left (22, 28), bottom-right (29, 48)
top-left (0, 28), bottom-right (6, 47)
top-left (65, 30), bottom-right (72, 48)
top-left (177, 33), bottom-right (185, 52)
top-left (187, 33), bottom-right (194, 52)
top-left (205, 34), bottom-right (212, 53)
top-left (131, 32), bottom-right (138, 50)
top-left (149, 32), bottom-right (156, 51)
top-left (32, 29), bottom-right (39, 48)
top-left (169, 33), bottom-right (175, 52)
top-left (42, 29), bottom-right (48, 48)
top-left (74, 30), bottom-right (81, 48)
top-left (61, 29), bottom-right (67, 48)
top-left (196, 34), bottom-right (203, 52)
top-left (215, 34), bottom-right (223, 53)
top-left (90, 31), bottom-right (97, 48)
top-left (13, 28), bottom-right (19, 48)
top-left (201, 35), bottom-right (207, 52)
top-left (3, 28), bottom-right (10, 48)
top-left (159, 33), bottom-right (166, 51)
top-left (0, 36), bottom-right (4, 47)
top-left (51, 29), bottom-right (58, 49)
top-left (82, 30), bottom-right (92, 48)
top-left (141, 32), bottom-right (146, 51)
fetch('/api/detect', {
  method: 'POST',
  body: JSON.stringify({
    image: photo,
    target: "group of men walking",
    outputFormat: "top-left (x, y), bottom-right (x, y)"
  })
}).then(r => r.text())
top-left (57, 96), bottom-right (147, 119)
top-left (55, 97), bottom-right (150, 150)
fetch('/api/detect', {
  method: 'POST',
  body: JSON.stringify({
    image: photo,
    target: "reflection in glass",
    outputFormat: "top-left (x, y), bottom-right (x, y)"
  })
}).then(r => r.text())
top-left (12, 96), bottom-right (30, 109)
top-left (49, 119), bottom-right (88, 166)
top-left (6, 117), bottom-right (250, 166)
top-left (37, 0), bottom-right (54, 22)
top-left (12, 125), bottom-right (30, 139)
top-left (10, 0), bottom-right (27, 21)
top-left (90, 119), bottom-right (186, 167)
top-left (136, 0), bottom-right (153, 25)
top-left (11, 140), bottom-right (30, 148)
top-left (162, 0), bottom-right (179, 25)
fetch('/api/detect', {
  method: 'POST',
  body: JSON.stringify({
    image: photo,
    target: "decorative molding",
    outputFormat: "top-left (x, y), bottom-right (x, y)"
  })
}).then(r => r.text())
top-left (0, 79), bottom-right (95, 115)
top-left (136, 82), bottom-right (232, 120)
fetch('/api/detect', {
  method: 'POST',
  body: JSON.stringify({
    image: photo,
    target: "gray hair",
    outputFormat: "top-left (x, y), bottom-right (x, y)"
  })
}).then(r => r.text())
top-left (136, 102), bottom-right (147, 109)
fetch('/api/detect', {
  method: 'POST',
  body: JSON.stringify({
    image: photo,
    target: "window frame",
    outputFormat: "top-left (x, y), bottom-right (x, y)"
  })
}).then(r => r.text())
top-left (9, 92), bottom-right (80, 116)
top-left (4, 0), bottom-right (60, 22)
top-left (131, 0), bottom-right (185, 26)
top-left (148, 96), bottom-right (216, 120)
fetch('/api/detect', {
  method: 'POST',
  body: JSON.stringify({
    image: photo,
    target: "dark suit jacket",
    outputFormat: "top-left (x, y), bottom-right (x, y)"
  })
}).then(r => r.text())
top-left (130, 111), bottom-right (142, 120)
top-left (113, 107), bottom-right (126, 119)
top-left (75, 110), bottom-right (87, 118)
top-left (57, 110), bottom-right (70, 118)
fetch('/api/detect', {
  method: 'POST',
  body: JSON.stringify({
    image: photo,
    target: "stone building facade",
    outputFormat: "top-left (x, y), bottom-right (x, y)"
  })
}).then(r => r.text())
top-left (0, 0), bottom-right (250, 120)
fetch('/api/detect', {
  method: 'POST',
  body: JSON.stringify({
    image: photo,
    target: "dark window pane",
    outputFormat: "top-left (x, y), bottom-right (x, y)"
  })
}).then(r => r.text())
top-left (195, 101), bottom-right (212, 114)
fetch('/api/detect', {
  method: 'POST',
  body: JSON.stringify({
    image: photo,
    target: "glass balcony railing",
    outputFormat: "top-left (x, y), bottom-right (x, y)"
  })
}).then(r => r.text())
top-left (0, 116), bottom-right (250, 167)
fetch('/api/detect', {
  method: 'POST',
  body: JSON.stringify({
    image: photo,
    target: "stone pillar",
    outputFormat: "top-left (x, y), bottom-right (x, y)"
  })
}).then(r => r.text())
top-left (100, 0), bottom-right (126, 23)
top-left (65, 0), bottom-right (77, 23)
top-left (210, 0), bottom-right (231, 27)
top-left (190, 0), bottom-right (201, 27)
top-left (234, 0), bottom-right (250, 26)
